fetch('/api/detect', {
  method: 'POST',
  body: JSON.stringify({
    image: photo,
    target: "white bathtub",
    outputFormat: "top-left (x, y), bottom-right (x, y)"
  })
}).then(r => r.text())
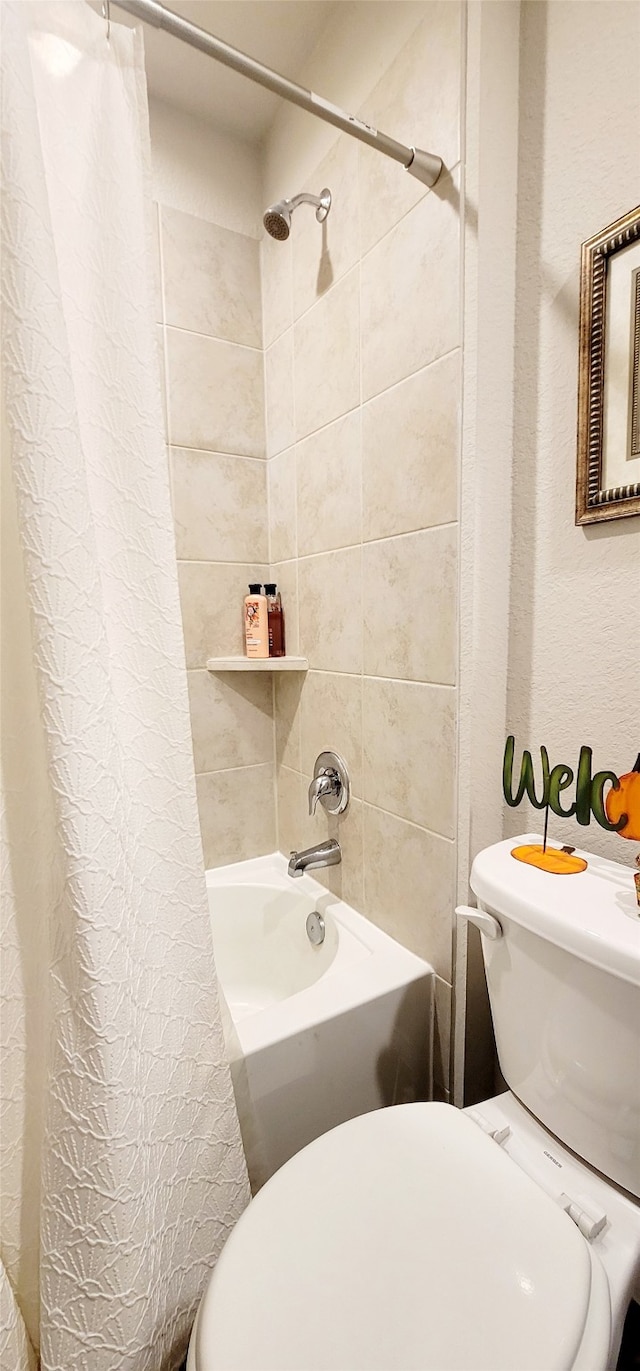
top-left (206, 853), bottom-right (434, 1191)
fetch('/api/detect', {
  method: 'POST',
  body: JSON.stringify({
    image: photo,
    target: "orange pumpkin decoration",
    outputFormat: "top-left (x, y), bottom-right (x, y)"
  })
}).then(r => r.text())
top-left (511, 844), bottom-right (588, 875)
top-left (605, 754), bottom-right (640, 841)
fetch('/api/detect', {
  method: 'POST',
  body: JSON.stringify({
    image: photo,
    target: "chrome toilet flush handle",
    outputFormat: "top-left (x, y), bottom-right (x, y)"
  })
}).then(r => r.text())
top-left (308, 751), bottom-right (350, 816)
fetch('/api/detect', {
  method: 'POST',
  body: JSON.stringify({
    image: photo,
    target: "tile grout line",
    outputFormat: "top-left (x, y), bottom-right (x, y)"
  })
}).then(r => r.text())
top-left (260, 235), bottom-right (281, 852)
top-left (170, 444), bottom-right (268, 466)
top-left (291, 298), bottom-right (302, 786)
top-left (196, 761), bottom-right (274, 779)
top-left (283, 664), bottom-right (457, 689)
top-left (287, 344), bottom-right (461, 457)
top-left (285, 226), bottom-right (301, 789)
top-left (264, 325), bottom-right (279, 851)
top-left (170, 440), bottom-right (267, 461)
top-left (178, 558), bottom-right (272, 569)
top-left (265, 521), bottom-right (459, 567)
top-left (307, 669), bottom-right (457, 691)
top-left (163, 320), bottom-right (263, 354)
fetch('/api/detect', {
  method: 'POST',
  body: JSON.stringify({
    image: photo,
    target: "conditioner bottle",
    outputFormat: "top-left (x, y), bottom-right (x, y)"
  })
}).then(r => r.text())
top-left (264, 583), bottom-right (285, 657)
top-left (244, 584), bottom-right (269, 659)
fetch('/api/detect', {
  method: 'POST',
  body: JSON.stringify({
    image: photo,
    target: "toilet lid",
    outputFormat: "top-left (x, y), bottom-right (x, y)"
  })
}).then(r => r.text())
top-left (196, 1103), bottom-right (594, 1371)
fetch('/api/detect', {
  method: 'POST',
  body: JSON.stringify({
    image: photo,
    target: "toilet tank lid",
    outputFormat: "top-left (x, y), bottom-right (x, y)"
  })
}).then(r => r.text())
top-left (470, 835), bottom-right (640, 986)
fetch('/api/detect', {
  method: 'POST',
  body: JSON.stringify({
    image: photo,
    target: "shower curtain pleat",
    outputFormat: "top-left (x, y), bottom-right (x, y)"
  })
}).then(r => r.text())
top-left (0, 4), bottom-right (249, 1368)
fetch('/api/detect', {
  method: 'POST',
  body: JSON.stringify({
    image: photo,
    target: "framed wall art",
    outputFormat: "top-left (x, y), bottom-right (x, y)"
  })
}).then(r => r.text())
top-left (576, 203), bottom-right (640, 524)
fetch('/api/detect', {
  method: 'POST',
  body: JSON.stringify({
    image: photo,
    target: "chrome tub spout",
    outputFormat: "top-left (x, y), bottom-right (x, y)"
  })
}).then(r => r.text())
top-left (288, 839), bottom-right (341, 878)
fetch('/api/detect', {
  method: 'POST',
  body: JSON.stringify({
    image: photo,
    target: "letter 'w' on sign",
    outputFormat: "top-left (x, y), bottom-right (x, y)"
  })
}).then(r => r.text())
top-left (503, 736), bottom-right (549, 810)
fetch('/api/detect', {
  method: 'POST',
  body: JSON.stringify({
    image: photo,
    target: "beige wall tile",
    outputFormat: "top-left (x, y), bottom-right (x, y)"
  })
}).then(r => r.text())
top-left (167, 328), bottom-right (265, 458)
top-left (167, 10), bottom-right (465, 1005)
top-left (305, 790), bottom-right (364, 911)
top-left (363, 527), bottom-right (457, 685)
top-left (298, 547), bottom-right (362, 674)
top-left (265, 330), bottom-right (295, 458)
top-left (297, 411), bottom-right (362, 557)
top-left (358, 4), bottom-right (461, 255)
top-left (361, 176), bottom-right (460, 403)
top-left (275, 674), bottom-right (303, 771)
top-left (294, 269), bottom-right (360, 440)
top-left (300, 671), bottom-right (363, 798)
top-left (161, 206), bottom-right (261, 347)
top-left (269, 560), bottom-right (299, 655)
top-left (276, 764), bottom-right (364, 912)
top-left (362, 353), bottom-right (459, 541)
top-left (188, 669), bottom-right (274, 773)
top-left (172, 448), bottom-right (267, 562)
top-left (178, 560), bottom-right (268, 666)
top-left (197, 764), bottom-right (276, 868)
top-left (276, 764), bottom-right (305, 857)
top-left (292, 136), bottom-right (360, 320)
top-left (363, 678), bottom-right (456, 838)
top-left (363, 804), bottom-right (454, 978)
top-left (261, 232), bottom-right (293, 348)
top-left (268, 448), bottom-right (297, 563)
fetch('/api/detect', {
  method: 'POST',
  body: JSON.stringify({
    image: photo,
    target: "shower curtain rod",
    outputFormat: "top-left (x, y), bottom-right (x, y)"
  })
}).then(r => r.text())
top-left (113, 0), bottom-right (443, 188)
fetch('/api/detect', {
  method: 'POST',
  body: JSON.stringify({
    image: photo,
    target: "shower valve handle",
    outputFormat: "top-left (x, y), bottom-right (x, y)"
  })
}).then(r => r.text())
top-left (308, 770), bottom-right (339, 815)
top-left (308, 752), bottom-right (350, 817)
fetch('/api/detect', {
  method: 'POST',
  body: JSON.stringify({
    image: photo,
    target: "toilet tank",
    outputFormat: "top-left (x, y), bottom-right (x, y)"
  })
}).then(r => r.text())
top-left (470, 836), bottom-right (640, 1199)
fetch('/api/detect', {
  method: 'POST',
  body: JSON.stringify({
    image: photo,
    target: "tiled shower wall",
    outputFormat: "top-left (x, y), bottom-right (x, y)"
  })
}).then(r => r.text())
top-left (155, 202), bottom-right (277, 865)
top-left (154, 0), bottom-right (463, 1097)
top-left (262, 3), bottom-right (462, 1098)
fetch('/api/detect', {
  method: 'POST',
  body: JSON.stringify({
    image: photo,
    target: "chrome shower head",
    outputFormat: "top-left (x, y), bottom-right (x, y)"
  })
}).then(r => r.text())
top-left (263, 201), bottom-right (292, 240)
top-left (263, 188), bottom-right (331, 241)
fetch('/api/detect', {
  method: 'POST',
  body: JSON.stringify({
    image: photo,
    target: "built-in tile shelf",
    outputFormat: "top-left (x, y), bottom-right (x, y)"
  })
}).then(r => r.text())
top-left (206, 656), bottom-right (309, 673)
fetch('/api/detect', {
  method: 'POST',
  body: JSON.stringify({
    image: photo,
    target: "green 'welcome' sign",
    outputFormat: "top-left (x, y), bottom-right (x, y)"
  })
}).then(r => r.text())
top-left (503, 736), bottom-right (625, 832)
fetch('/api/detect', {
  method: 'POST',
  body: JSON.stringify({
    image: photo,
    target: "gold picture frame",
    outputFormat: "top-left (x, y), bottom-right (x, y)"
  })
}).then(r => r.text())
top-left (576, 204), bottom-right (640, 525)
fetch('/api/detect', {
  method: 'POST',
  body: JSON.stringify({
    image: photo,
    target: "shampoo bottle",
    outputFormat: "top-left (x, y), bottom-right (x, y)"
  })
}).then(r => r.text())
top-left (264, 583), bottom-right (285, 657)
top-left (244, 584), bottom-right (269, 659)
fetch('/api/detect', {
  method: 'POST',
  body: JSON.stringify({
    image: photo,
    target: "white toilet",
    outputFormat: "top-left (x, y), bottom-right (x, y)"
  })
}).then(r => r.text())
top-left (187, 836), bottom-right (640, 1371)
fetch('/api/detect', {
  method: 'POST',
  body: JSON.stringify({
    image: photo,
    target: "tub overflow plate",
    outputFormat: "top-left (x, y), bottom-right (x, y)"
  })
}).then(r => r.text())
top-left (306, 911), bottom-right (325, 946)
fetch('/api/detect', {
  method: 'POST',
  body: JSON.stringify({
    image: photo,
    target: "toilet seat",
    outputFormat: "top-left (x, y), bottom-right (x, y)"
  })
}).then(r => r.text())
top-left (194, 1103), bottom-right (610, 1371)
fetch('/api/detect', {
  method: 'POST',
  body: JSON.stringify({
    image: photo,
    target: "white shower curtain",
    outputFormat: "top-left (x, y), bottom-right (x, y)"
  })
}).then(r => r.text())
top-left (0, 4), bottom-right (249, 1368)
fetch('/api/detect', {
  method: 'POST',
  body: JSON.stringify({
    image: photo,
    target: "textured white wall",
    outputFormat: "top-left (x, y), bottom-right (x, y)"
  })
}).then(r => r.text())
top-left (149, 97), bottom-right (262, 237)
top-left (506, 0), bottom-right (640, 864)
top-left (456, 0), bottom-right (640, 1102)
